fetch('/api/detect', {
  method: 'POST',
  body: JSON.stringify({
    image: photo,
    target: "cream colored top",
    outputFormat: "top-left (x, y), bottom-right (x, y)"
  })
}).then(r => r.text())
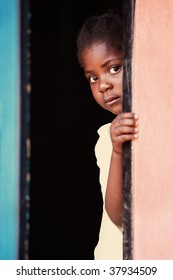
top-left (94, 123), bottom-right (122, 260)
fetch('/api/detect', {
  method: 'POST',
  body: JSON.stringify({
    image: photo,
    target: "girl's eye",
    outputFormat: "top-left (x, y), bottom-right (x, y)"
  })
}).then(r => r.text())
top-left (109, 65), bottom-right (122, 75)
top-left (88, 75), bottom-right (98, 84)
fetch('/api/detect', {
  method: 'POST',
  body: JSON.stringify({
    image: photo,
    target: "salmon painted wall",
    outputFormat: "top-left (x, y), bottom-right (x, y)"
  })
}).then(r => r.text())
top-left (132, 0), bottom-right (173, 259)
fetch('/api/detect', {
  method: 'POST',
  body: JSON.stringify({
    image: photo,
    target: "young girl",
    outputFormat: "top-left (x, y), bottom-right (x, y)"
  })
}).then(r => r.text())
top-left (76, 11), bottom-right (139, 259)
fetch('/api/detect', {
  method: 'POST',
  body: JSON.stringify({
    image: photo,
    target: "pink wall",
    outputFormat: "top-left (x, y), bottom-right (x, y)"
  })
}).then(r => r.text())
top-left (132, 0), bottom-right (173, 259)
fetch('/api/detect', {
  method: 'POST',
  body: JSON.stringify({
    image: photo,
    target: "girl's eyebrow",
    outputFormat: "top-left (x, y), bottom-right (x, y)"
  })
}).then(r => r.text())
top-left (101, 58), bottom-right (123, 68)
top-left (84, 57), bottom-right (124, 75)
top-left (84, 71), bottom-right (94, 78)
top-left (85, 70), bottom-right (93, 75)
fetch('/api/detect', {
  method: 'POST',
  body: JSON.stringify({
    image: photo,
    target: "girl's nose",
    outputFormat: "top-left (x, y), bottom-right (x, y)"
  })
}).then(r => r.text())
top-left (98, 79), bottom-right (113, 93)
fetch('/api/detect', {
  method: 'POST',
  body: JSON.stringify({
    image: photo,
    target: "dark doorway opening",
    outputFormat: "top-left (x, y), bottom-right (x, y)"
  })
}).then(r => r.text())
top-left (29, 0), bottom-right (123, 260)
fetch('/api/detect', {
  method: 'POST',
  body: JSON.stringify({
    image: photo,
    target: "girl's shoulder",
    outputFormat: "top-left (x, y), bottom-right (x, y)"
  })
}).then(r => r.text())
top-left (97, 122), bottom-right (111, 137)
top-left (95, 122), bottom-right (112, 160)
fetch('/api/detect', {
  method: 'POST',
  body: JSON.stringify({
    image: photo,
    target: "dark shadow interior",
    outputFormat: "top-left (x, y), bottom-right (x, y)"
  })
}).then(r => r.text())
top-left (30, 0), bottom-right (123, 259)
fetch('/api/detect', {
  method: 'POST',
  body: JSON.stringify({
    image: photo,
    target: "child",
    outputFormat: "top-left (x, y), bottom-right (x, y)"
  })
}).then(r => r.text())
top-left (76, 10), bottom-right (139, 259)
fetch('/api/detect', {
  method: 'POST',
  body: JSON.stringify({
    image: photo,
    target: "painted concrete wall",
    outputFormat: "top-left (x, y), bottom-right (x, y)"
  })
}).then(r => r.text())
top-left (132, 0), bottom-right (173, 259)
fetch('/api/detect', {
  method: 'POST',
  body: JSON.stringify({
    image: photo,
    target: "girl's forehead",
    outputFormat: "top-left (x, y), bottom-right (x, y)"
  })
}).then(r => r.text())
top-left (86, 42), bottom-right (116, 54)
top-left (82, 44), bottom-right (123, 74)
top-left (82, 43), bottom-right (122, 68)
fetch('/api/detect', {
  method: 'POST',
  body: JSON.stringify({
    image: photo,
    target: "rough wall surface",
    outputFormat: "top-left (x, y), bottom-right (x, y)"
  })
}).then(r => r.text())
top-left (132, 0), bottom-right (173, 259)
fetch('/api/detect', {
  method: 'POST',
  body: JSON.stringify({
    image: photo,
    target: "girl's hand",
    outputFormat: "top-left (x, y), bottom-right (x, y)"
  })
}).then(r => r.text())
top-left (110, 112), bottom-right (139, 155)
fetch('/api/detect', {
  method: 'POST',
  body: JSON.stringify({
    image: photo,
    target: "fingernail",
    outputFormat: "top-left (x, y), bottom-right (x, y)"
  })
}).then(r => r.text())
top-left (135, 128), bottom-right (138, 133)
top-left (134, 113), bottom-right (139, 119)
top-left (134, 134), bottom-right (139, 138)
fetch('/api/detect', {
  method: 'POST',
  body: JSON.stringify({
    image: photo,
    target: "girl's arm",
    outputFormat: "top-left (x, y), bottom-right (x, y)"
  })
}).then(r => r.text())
top-left (105, 150), bottom-right (122, 228)
top-left (105, 112), bottom-right (139, 228)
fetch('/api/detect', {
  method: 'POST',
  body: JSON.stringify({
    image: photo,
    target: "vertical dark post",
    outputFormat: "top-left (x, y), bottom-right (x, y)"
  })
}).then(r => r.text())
top-left (122, 0), bottom-right (135, 260)
top-left (19, 0), bottom-right (31, 259)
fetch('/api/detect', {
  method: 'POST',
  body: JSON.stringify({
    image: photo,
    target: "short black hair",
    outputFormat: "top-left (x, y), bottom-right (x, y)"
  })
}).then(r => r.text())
top-left (76, 10), bottom-right (123, 67)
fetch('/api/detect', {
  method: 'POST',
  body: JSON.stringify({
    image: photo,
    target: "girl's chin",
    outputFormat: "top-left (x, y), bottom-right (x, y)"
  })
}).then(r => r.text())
top-left (103, 103), bottom-right (122, 115)
top-left (110, 107), bottom-right (122, 115)
top-left (108, 103), bottom-right (122, 115)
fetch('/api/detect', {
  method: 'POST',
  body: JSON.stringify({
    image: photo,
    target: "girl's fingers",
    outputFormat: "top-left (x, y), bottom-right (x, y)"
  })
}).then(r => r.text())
top-left (113, 112), bottom-right (139, 122)
top-left (114, 133), bottom-right (138, 144)
top-left (112, 126), bottom-right (139, 136)
top-left (111, 118), bottom-right (138, 130)
top-left (110, 112), bottom-right (139, 147)
top-left (119, 118), bottom-right (138, 126)
top-left (112, 113), bottom-right (139, 128)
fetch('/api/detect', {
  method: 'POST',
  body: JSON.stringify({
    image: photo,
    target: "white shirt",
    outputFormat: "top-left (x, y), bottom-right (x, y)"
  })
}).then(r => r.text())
top-left (94, 123), bottom-right (122, 260)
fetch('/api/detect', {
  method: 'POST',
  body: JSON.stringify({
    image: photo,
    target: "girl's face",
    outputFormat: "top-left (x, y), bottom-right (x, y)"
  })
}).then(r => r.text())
top-left (82, 43), bottom-right (123, 115)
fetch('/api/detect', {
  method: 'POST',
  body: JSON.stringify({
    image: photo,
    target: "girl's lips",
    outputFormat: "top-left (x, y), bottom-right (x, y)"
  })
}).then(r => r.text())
top-left (105, 96), bottom-right (121, 105)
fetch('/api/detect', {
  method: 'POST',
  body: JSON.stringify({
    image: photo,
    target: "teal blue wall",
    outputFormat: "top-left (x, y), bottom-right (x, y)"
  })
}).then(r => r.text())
top-left (0, 0), bottom-right (20, 259)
